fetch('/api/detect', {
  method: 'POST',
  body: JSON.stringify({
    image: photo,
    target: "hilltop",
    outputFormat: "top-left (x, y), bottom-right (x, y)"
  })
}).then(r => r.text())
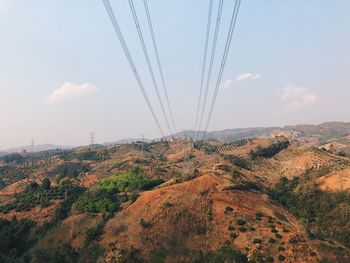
top-left (0, 124), bottom-right (350, 262)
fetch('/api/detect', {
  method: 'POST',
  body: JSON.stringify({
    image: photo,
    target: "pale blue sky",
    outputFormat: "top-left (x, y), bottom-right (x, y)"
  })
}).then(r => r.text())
top-left (0, 0), bottom-right (349, 148)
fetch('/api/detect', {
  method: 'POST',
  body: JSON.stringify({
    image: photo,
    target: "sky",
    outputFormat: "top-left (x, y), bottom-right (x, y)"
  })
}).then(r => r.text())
top-left (0, 0), bottom-right (350, 149)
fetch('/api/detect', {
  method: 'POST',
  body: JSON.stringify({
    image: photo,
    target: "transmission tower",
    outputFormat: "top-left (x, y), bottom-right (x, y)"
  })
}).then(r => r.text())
top-left (90, 132), bottom-right (95, 145)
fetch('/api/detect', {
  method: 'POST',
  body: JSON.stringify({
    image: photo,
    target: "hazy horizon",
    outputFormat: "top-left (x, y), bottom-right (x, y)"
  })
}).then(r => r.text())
top-left (1, 0), bottom-right (350, 149)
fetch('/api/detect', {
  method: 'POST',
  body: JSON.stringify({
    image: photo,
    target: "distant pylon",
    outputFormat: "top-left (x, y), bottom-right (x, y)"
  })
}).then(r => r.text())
top-left (90, 132), bottom-right (95, 145)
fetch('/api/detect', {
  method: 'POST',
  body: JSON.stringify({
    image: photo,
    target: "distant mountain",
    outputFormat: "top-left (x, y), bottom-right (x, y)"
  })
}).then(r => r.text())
top-left (103, 138), bottom-right (152, 145)
top-left (0, 151), bottom-right (8, 157)
top-left (4, 144), bottom-right (70, 153)
top-left (175, 122), bottom-right (350, 142)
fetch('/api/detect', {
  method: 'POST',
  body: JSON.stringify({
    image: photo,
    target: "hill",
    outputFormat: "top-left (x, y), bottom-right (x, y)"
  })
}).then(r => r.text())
top-left (0, 131), bottom-right (350, 262)
top-left (4, 144), bottom-right (70, 153)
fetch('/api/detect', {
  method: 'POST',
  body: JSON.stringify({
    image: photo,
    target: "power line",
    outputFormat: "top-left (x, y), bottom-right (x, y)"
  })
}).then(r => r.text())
top-left (202, 0), bottom-right (242, 140)
top-left (101, 0), bottom-right (165, 139)
top-left (129, 0), bottom-right (173, 136)
top-left (143, 0), bottom-right (177, 135)
top-left (194, 0), bottom-right (214, 134)
top-left (195, 0), bottom-right (224, 141)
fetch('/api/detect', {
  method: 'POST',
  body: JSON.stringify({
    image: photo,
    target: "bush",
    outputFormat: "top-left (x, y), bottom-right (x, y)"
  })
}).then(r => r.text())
top-left (310, 251), bottom-right (317, 257)
top-left (225, 206), bottom-right (234, 214)
top-left (150, 250), bottom-right (165, 263)
top-left (252, 238), bottom-right (262, 244)
top-left (275, 233), bottom-right (283, 239)
top-left (250, 141), bottom-right (290, 159)
top-left (338, 151), bottom-right (347, 157)
top-left (73, 189), bottom-right (117, 213)
top-left (255, 212), bottom-right (264, 217)
top-left (228, 226), bottom-right (235, 231)
top-left (140, 218), bottom-right (151, 228)
top-left (129, 192), bottom-right (139, 203)
top-left (278, 255), bottom-right (285, 261)
top-left (268, 238), bottom-right (276, 244)
top-left (229, 233), bottom-right (238, 239)
top-left (98, 170), bottom-right (164, 193)
top-left (239, 227), bottom-right (247, 232)
top-left (85, 226), bottom-right (103, 245)
top-left (200, 245), bottom-right (248, 263)
top-left (282, 228), bottom-right (289, 233)
top-left (269, 176), bottom-right (350, 247)
top-left (224, 155), bottom-right (251, 170)
top-left (236, 219), bottom-right (246, 225)
top-left (0, 217), bottom-right (35, 257)
top-left (42, 178), bottom-right (51, 190)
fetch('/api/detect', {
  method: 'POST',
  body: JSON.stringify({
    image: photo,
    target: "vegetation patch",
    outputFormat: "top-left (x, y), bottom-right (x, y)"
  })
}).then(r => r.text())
top-left (269, 176), bottom-right (350, 247)
top-left (223, 154), bottom-right (251, 170)
top-left (98, 169), bottom-right (164, 193)
top-left (249, 140), bottom-right (290, 159)
top-left (73, 189), bottom-right (118, 214)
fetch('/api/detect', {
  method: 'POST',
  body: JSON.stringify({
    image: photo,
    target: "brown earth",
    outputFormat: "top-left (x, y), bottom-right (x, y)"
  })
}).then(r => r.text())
top-left (102, 174), bottom-right (319, 263)
top-left (317, 168), bottom-right (350, 191)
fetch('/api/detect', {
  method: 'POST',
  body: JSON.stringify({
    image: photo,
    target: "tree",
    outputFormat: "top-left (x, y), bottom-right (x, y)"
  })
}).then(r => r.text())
top-left (42, 178), bottom-right (51, 190)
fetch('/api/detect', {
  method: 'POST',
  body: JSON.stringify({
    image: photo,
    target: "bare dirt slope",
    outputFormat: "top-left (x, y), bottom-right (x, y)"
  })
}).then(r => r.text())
top-left (102, 174), bottom-right (319, 263)
top-left (317, 168), bottom-right (350, 191)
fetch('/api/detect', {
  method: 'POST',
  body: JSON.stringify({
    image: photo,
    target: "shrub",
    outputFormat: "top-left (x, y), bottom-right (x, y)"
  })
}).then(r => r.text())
top-left (288, 237), bottom-right (298, 244)
top-left (225, 206), bottom-right (234, 214)
top-left (271, 228), bottom-right (278, 233)
top-left (278, 255), bottom-right (285, 261)
top-left (269, 176), bottom-right (350, 247)
top-left (267, 256), bottom-right (274, 262)
top-left (278, 246), bottom-right (285, 252)
top-left (268, 237), bottom-right (276, 244)
top-left (201, 245), bottom-right (248, 263)
top-left (150, 250), bottom-right (165, 263)
top-left (85, 226), bottom-right (103, 245)
top-left (140, 218), bottom-right (151, 228)
top-left (236, 219), bottom-right (246, 225)
top-left (42, 178), bottom-right (51, 190)
top-left (250, 141), bottom-right (290, 159)
top-left (252, 238), bottom-right (262, 244)
top-left (229, 233), bottom-right (238, 239)
top-left (98, 170), bottom-right (164, 193)
top-left (255, 212), bottom-right (264, 217)
top-left (74, 189), bottom-right (117, 213)
top-left (228, 226), bottom-right (235, 231)
top-left (239, 227), bottom-right (247, 232)
top-left (0, 218), bottom-right (35, 257)
top-left (338, 151), bottom-right (347, 157)
top-left (129, 192), bottom-right (139, 203)
top-left (224, 155), bottom-right (251, 170)
top-left (163, 202), bottom-right (173, 208)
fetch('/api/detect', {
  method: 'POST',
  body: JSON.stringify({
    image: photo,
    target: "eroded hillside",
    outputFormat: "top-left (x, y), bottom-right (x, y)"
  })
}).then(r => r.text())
top-left (0, 134), bottom-right (350, 262)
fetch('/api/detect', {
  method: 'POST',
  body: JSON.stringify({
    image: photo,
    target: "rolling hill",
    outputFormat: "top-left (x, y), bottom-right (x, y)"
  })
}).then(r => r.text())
top-left (0, 123), bottom-right (350, 262)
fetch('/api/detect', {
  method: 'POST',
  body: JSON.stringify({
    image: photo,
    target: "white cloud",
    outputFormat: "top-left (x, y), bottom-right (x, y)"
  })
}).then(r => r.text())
top-left (235, 73), bottom-right (261, 82)
top-left (42, 82), bottom-right (98, 104)
top-left (220, 79), bottom-right (234, 90)
top-left (220, 73), bottom-right (260, 90)
top-left (282, 84), bottom-right (317, 110)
